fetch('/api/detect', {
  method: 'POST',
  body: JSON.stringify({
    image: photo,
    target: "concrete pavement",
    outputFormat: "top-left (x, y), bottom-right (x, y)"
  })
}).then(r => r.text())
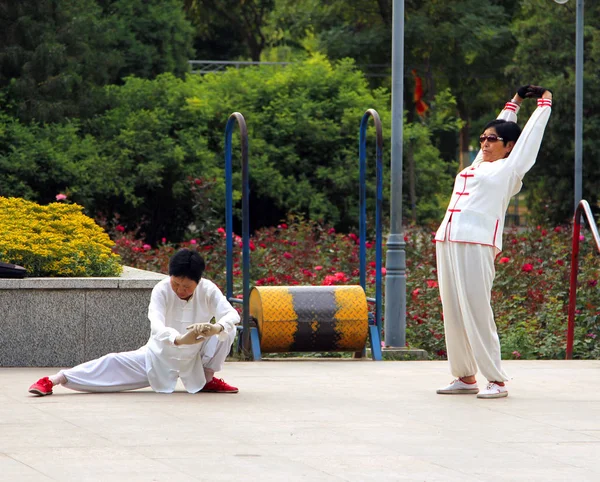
top-left (2, 360), bottom-right (600, 481)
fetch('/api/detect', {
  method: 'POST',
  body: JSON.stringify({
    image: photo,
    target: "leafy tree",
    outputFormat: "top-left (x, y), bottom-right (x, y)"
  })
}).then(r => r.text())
top-left (100, 0), bottom-right (195, 79)
top-left (247, 0), bottom-right (393, 78)
top-left (190, 56), bottom-right (457, 230)
top-left (0, 110), bottom-right (132, 211)
top-left (508, 0), bottom-right (600, 223)
top-left (0, 58), bottom-right (460, 242)
top-left (405, 89), bottom-right (462, 223)
top-left (0, 0), bottom-right (194, 123)
top-left (404, 0), bottom-right (516, 169)
top-left (264, 1), bottom-right (518, 169)
top-left (184, 0), bottom-right (275, 61)
top-left (0, 0), bottom-right (121, 122)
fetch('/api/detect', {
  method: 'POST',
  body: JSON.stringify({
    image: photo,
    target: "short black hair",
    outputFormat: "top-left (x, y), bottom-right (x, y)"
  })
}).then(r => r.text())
top-left (168, 249), bottom-right (205, 283)
top-left (483, 119), bottom-right (521, 146)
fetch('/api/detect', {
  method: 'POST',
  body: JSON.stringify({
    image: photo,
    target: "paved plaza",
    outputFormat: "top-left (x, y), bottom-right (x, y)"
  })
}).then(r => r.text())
top-left (2, 360), bottom-right (600, 481)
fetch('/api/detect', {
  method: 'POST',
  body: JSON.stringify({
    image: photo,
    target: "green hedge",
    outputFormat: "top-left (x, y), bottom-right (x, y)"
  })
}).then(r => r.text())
top-left (0, 57), bottom-right (460, 243)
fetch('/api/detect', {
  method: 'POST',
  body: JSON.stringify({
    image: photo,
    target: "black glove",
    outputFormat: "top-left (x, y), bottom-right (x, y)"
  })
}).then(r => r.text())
top-left (525, 85), bottom-right (552, 98)
top-left (517, 85), bottom-right (530, 98)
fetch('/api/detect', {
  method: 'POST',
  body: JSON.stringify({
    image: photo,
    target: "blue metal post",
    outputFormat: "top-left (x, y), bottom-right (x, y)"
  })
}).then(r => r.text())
top-left (359, 109), bottom-right (384, 332)
top-left (359, 128), bottom-right (367, 291)
top-left (359, 109), bottom-right (384, 360)
top-left (224, 112), bottom-right (252, 358)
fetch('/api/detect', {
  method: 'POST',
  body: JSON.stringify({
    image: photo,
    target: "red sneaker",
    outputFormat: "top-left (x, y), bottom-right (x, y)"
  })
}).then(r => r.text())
top-left (29, 377), bottom-right (53, 396)
top-left (200, 377), bottom-right (238, 393)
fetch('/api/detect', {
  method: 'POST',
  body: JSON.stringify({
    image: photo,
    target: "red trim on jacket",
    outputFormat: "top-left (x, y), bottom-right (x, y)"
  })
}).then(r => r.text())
top-left (492, 220), bottom-right (499, 246)
top-left (449, 172), bottom-right (471, 212)
top-left (537, 99), bottom-right (552, 107)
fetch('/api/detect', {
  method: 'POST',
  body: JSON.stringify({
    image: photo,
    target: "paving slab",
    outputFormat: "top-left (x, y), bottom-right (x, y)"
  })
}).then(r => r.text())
top-left (2, 360), bottom-right (600, 481)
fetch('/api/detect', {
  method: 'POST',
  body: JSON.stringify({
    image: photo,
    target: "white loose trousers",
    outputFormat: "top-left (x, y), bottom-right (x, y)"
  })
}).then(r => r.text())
top-left (59, 330), bottom-right (235, 393)
top-left (436, 231), bottom-right (509, 382)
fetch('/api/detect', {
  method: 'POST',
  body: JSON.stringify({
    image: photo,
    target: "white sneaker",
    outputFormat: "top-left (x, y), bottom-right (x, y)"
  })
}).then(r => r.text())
top-left (477, 382), bottom-right (508, 399)
top-left (436, 378), bottom-right (479, 395)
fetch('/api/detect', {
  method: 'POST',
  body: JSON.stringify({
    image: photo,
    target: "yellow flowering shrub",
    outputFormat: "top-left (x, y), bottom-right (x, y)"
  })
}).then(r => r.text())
top-left (0, 197), bottom-right (122, 277)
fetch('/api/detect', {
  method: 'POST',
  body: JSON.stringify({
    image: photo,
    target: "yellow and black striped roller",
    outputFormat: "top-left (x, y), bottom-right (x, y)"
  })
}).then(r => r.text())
top-left (249, 285), bottom-right (368, 353)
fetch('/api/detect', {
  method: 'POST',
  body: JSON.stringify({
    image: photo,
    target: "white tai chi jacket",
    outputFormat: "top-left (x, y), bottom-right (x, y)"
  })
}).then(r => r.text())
top-left (435, 98), bottom-right (552, 253)
top-left (144, 278), bottom-right (240, 393)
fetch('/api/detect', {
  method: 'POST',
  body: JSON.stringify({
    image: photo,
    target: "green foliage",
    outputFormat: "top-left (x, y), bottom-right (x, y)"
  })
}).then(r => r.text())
top-left (186, 57), bottom-right (457, 230)
top-left (0, 0), bottom-right (120, 122)
top-left (194, 56), bottom-right (390, 226)
top-left (3, 0), bottom-right (599, 229)
top-left (404, 89), bottom-right (462, 222)
top-left (103, 0), bottom-right (195, 79)
top-left (0, 197), bottom-right (122, 277)
top-left (184, 0), bottom-right (275, 61)
top-left (0, 0), bottom-right (194, 122)
top-left (509, 0), bottom-right (600, 224)
top-left (0, 111), bottom-right (104, 204)
top-left (1, 58), bottom-right (459, 242)
top-left (84, 74), bottom-right (205, 243)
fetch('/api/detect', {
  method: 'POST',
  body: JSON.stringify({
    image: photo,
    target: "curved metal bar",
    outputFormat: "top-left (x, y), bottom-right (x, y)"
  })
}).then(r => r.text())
top-left (567, 199), bottom-right (600, 359)
top-left (359, 109), bottom-right (384, 339)
top-left (225, 112), bottom-right (251, 355)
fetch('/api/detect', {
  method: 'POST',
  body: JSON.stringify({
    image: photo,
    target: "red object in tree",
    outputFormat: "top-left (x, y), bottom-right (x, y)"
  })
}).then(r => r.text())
top-left (412, 70), bottom-right (429, 116)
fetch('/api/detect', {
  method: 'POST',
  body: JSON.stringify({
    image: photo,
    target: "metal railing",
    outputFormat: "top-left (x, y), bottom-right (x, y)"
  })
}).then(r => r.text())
top-left (567, 200), bottom-right (600, 359)
top-left (224, 112), bottom-right (252, 358)
top-left (358, 109), bottom-right (384, 360)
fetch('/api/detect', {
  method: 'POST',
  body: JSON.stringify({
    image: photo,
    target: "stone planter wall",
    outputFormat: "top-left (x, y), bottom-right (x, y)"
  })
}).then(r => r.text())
top-left (0, 267), bottom-right (167, 367)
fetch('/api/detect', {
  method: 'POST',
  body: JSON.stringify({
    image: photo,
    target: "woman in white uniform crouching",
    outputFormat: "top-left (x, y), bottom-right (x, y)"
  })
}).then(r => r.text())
top-left (29, 248), bottom-right (240, 396)
top-left (435, 85), bottom-right (552, 399)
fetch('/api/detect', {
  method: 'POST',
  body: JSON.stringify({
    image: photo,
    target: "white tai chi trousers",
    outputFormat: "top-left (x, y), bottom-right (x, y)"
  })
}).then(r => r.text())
top-left (59, 334), bottom-right (234, 393)
top-left (435, 236), bottom-right (509, 382)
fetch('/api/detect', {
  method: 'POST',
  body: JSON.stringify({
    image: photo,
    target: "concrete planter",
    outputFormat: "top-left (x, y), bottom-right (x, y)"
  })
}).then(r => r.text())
top-left (0, 266), bottom-right (167, 367)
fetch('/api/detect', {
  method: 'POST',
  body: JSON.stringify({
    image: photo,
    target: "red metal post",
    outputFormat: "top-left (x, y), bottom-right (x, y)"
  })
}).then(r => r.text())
top-left (566, 208), bottom-right (581, 360)
top-left (566, 200), bottom-right (600, 360)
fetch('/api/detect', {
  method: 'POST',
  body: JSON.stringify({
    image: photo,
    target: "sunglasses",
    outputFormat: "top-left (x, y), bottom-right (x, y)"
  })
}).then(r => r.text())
top-left (479, 134), bottom-right (504, 143)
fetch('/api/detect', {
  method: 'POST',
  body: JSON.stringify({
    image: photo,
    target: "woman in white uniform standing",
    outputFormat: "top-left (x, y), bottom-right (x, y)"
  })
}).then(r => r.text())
top-left (435, 85), bottom-right (553, 399)
top-left (29, 248), bottom-right (240, 396)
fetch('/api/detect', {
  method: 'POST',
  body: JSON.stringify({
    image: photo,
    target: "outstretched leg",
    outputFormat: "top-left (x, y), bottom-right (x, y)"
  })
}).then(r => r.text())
top-left (29, 347), bottom-right (150, 396)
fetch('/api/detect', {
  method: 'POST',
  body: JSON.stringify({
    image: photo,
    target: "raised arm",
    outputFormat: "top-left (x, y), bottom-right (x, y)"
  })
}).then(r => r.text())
top-left (497, 91), bottom-right (524, 123)
top-left (471, 94), bottom-right (523, 166)
top-left (504, 87), bottom-right (553, 178)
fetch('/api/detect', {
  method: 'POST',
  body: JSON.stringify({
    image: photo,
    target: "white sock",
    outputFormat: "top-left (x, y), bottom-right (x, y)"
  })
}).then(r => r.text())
top-left (204, 369), bottom-right (214, 383)
top-left (49, 373), bottom-right (67, 386)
